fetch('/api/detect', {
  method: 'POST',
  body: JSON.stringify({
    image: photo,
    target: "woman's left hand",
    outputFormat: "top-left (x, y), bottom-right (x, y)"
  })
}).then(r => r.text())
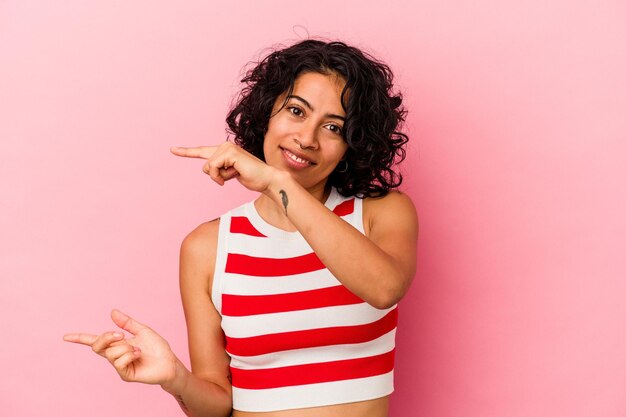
top-left (171, 143), bottom-right (279, 193)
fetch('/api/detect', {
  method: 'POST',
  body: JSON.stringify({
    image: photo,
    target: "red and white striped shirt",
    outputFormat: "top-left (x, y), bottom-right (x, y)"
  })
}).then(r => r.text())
top-left (212, 188), bottom-right (398, 412)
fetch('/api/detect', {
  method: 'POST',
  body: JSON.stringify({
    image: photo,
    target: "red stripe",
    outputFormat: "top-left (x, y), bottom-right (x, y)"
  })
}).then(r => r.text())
top-left (230, 216), bottom-right (266, 237)
top-left (225, 252), bottom-right (325, 276)
top-left (230, 349), bottom-right (395, 389)
top-left (222, 285), bottom-right (364, 317)
top-left (332, 199), bottom-right (355, 216)
top-left (226, 307), bottom-right (398, 356)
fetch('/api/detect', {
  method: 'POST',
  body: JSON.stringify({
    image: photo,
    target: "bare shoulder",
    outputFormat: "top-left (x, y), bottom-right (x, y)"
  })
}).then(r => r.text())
top-left (363, 190), bottom-right (416, 212)
top-left (363, 190), bottom-right (418, 236)
top-left (181, 219), bottom-right (220, 254)
top-left (180, 218), bottom-right (221, 293)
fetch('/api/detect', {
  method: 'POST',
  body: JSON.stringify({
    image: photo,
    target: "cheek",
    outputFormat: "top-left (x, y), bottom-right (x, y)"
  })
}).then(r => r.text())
top-left (262, 122), bottom-right (278, 156)
top-left (335, 142), bottom-right (349, 160)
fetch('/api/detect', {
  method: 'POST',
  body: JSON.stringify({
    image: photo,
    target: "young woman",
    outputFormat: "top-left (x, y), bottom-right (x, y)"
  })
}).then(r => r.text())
top-left (64, 40), bottom-right (418, 417)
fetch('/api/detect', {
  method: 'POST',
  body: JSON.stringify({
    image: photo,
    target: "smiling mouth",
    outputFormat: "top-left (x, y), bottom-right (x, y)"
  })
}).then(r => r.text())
top-left (281, 148), bottom-right (315, 166)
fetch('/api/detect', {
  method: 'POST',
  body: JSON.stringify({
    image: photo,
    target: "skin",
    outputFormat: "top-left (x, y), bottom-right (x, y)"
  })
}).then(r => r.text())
top-left (64, 72), bottom-right (419, 417)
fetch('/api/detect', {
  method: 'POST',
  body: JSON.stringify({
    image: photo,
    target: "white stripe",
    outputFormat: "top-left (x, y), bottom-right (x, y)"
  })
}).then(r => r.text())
top-left (232, 371), bottom-right (394, 412)
top-left (229, 328), bottom-right (396, 369)
top-left (353, 196), bottom-right (366, 234)
top-left (221, 269), bottom-right (341, 295)
top-left (221, 303), bottom-right (395, 338)
top-left (227, 233), bottom-right (316, 258)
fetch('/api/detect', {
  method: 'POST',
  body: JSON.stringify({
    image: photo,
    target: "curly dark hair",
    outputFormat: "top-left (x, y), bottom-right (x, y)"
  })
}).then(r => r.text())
top-left (226, 39), bottom-right (408, 198)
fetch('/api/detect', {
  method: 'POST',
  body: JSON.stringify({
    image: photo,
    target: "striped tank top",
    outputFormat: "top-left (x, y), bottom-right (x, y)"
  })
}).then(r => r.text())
top-left (212, 187), bottom-right (398, 412)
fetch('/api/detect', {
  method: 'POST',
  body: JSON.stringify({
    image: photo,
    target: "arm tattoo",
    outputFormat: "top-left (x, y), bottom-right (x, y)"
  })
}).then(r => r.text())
top-left (279, 190), bottom-right (288, 215)
top-left (174, 394), bottom-right (189, 413)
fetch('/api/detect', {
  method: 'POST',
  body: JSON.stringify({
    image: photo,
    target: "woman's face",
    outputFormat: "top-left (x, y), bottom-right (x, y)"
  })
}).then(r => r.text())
top-left (263, 72), bottom-right (349, 194)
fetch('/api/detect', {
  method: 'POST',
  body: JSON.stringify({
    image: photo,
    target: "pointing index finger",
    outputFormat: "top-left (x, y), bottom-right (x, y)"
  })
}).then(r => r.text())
top-left (63, 333), bottom-right (98, 346)
top-left (170, 146), bottom-right (217, 159)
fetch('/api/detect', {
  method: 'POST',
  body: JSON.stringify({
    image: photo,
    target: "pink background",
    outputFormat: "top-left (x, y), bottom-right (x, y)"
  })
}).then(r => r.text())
top-left (1, 1), bottom-right (625, 416)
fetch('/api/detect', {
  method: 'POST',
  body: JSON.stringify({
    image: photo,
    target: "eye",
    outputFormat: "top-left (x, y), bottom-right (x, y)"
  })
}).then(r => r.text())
top-left (287, 106), bottom-right (304, 117)
top-left (325, 123), bottom-right (343, 135)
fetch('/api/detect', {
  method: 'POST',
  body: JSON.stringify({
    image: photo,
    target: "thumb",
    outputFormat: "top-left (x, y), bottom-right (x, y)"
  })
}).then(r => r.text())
top-left (111, 309), bottom-right (147, 336)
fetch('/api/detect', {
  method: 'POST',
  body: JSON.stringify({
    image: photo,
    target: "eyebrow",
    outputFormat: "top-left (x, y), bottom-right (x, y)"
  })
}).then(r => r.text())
top-left (287, 95), bottom-right (345, 122)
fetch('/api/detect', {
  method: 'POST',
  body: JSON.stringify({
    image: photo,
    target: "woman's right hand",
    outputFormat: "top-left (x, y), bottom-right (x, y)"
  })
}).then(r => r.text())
top-left (64, 309), bottom-right (180, 387)
top-left (170, 143), bottom-right (280, 194)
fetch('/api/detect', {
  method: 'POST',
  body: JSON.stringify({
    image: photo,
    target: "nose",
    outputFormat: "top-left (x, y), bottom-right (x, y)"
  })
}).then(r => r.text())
top-left (293, 121), bottom-right (319, 150)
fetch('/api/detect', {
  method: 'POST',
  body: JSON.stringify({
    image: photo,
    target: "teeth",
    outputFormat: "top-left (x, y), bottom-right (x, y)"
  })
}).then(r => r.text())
top-left (286, 150), bottom-right (310, 164)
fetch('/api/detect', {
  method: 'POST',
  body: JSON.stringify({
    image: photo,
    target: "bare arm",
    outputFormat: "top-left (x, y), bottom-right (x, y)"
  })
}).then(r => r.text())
top-left (63, 220), bottom-right (232, 417)
top-left (163, 220), bottom-right (232, 417)
top-left (266, 171), bottom-right (418, 309)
